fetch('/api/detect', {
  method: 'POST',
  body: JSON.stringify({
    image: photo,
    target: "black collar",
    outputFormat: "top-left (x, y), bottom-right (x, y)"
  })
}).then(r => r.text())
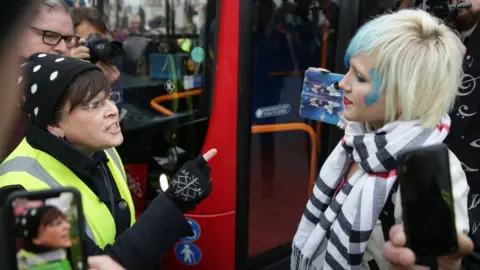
top-left (25, 123), bottom-right (108, 177)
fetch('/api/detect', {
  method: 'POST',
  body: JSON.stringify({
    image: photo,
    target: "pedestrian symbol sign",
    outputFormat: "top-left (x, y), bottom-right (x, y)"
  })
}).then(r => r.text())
top-left (175, 242), bottom-right (202, 265)
top-left (180, 218), bottom-right (201, 242)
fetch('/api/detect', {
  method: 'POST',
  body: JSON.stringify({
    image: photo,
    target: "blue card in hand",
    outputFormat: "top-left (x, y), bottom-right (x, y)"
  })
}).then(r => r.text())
top-left (299, 69), bottom-right (345, 126)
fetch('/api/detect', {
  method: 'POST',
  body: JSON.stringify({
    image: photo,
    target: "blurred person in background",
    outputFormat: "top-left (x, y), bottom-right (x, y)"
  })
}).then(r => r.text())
top-left (71, 7), bottom-right (123, 112)
top-left (0, 1), bottom-right (34, 161)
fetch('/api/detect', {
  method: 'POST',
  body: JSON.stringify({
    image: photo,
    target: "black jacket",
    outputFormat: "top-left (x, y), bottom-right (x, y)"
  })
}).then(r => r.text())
top-left (447, 24), bottom-right (480, 269)
top-left (0, 123), bottom-right (192, 270)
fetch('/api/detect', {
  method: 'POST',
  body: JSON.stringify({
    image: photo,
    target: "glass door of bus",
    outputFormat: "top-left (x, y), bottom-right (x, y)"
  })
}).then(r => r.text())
top-left (235, 0), bottom-right (399, 269)
top-left (236, 0), bottom-right (341, 268)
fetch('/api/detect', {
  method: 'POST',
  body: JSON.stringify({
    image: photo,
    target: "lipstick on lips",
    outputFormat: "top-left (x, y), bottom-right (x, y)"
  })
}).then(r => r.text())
top-left (343, 96), bottom-right (353, 106)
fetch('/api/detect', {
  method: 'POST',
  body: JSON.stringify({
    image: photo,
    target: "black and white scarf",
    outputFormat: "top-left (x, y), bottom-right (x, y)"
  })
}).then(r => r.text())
top-left (291, 115), bottom-right (451, 270)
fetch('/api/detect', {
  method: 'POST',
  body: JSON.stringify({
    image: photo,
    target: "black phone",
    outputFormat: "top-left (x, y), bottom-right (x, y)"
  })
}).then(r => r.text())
top-left (4, 188), bottom-right (87, 270)
top-left (397, 143), bottom-right (457, 258)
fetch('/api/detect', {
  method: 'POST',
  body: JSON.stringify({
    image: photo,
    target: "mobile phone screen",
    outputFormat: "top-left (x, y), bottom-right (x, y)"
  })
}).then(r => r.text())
top-left (10, 191), bottom-right (85, 270)
top-left (299, 69), bottom-right (344, 126)
top-left (398, 144), bottom-right (457, 257)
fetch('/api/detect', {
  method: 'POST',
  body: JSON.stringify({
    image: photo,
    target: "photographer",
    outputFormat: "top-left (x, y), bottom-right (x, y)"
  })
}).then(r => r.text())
top-left (71, 7), bottom-right (123, 112)
top-left (385, 1), bottom-right (480, 269)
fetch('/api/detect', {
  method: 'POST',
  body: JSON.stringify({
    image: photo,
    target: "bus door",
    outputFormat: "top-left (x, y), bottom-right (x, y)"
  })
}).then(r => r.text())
top-left (236, 0), bottom-right (342, 268)
top-left (94, 1), bottom-right (239, 269)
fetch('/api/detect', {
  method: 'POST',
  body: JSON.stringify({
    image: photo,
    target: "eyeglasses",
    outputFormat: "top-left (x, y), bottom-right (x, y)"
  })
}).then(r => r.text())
top-left (29, 26), bottom-right (80, 48)
top-left (82, 92), bottom-right (121, 112)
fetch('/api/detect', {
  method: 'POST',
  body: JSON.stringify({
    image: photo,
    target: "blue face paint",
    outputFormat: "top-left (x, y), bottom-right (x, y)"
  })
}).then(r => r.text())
top-left (364, 69), bottom-right (382, 107)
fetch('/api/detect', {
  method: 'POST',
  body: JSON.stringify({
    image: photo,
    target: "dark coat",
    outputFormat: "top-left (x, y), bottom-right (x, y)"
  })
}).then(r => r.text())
top-left (0, 123), bottom-right (191, 270)
top-left (446, 24), bottom-right (480, 269)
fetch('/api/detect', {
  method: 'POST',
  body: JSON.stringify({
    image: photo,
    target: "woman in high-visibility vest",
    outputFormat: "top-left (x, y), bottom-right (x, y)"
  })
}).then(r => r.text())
top-left (0, 53), bottom-right (217, 270)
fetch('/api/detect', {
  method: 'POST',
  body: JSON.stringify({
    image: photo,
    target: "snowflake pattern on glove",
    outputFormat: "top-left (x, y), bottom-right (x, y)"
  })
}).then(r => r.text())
top-left (171, 170), bottom-right (205, 202)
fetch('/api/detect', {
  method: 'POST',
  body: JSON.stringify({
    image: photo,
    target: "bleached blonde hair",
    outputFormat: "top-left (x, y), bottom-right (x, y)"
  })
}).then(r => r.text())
top-left (345, 9), bottom-right (463, 128)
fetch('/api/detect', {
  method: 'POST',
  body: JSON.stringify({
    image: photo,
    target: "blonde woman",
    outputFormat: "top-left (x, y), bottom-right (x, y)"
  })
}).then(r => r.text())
top-left (291, 9), bottom-right (472, 270)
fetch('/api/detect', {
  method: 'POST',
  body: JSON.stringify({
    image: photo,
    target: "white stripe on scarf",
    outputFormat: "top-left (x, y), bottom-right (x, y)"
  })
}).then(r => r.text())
top-left (291, 115), bottom-right (451, 270)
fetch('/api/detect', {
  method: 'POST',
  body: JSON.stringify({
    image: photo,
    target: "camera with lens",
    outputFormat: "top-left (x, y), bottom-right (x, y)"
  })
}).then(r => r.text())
top-left (83, 33), bottom-right (124, 64)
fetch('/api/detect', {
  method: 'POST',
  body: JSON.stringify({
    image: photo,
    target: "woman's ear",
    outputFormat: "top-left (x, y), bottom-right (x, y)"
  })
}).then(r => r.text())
top-left (47, 125), bottom-right (65, 139)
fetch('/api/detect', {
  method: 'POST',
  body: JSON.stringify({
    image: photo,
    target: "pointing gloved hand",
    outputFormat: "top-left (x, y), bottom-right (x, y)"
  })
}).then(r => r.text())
top-left (160, 149), bottom-right (217, 213)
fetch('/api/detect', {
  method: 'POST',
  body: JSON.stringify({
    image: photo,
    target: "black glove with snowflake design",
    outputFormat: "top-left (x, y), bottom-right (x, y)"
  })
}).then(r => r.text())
top-left (160, 149), bottom-right (216, 213)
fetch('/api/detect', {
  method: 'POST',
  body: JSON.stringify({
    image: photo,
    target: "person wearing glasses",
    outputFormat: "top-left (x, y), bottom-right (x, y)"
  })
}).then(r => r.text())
top-left (18, 0), bottom-right (79, 60)
top-left (0, 2), bottom-right (127, 270)
top-left (20, 1), bottom-right (120, 86)
top-left (71, 7), bottom-right (123, 113)
top-left (0, 53), bottom-right (217, 270)
top-left (4, 0), bottom-right (121, 160)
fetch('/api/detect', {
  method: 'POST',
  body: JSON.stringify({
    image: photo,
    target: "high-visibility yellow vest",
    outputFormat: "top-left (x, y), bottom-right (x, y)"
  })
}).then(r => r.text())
top-left (16, 249), bottom-right (70, 270)
top-left (0, 139), bottom-right (136, 249)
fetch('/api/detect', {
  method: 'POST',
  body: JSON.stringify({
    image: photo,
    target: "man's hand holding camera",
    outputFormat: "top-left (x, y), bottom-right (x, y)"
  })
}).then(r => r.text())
top-left (71, 37), bottom-right (120, 85)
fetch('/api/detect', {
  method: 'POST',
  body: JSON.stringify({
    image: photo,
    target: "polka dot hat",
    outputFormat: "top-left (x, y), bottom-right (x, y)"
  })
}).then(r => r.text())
top-left (19, 53), bottom-right (101, 129)
top-left (15, 206), bottom-right (55, 240)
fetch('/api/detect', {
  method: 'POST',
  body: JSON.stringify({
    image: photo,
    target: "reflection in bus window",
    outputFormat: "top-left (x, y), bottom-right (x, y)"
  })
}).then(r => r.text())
top-left (99, 0), bottom-right (214, 127)
top-left (103, 0), bottom-right (207, 38)
top-left (248, 0), bottom-right (339, 259)
top-left (94, 0), bottom-right (217, 213)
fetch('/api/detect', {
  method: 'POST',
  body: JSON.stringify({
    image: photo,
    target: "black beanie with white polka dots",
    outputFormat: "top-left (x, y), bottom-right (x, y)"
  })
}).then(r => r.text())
top-left (20, 53), bottom-right (101, 129)
top-left (16, 205), bottom-right (67, 253)
top-left (15, 206), bottom-right (55, 240)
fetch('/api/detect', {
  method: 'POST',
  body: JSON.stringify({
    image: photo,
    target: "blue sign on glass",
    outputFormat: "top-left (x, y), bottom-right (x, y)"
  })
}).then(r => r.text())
top-left (191, 47), bottom-right (206, 63)
top-left (175, 242), bottom-right (202, 265)
top-left (180, 218), bottom-right (201, 242)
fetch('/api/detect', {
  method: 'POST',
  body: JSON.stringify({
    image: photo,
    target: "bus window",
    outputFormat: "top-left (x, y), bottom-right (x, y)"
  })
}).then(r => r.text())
top-left (248, 0), bottom-right (339, 260)
top-left (94, 0), bottom-right (216, 212)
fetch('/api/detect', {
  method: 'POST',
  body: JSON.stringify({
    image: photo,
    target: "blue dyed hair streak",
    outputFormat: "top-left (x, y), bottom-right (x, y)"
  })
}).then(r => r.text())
top-left (344, 20), bottom-right (384, 107)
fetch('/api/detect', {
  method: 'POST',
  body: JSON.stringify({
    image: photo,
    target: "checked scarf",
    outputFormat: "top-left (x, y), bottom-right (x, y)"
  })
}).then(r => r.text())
top-left (291, 115), bottom-right (451, 270)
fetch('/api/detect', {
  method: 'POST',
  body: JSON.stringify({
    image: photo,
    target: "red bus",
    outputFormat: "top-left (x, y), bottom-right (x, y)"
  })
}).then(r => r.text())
top-left (93, 0), bottom-right (395, 269)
